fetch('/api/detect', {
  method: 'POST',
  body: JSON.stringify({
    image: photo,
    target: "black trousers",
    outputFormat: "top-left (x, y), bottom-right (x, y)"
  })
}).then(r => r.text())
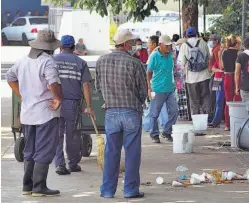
top-left (186, 79), bottom-right (211, 115)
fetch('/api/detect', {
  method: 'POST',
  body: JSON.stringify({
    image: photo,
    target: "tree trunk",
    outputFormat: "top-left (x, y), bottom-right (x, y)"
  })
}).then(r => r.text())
top-left (182, 0), bottom-right (199, 32)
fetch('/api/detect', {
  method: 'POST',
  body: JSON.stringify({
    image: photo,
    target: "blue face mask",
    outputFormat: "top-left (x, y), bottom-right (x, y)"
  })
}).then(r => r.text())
top-left (208, 41), bottom-right (214, 48)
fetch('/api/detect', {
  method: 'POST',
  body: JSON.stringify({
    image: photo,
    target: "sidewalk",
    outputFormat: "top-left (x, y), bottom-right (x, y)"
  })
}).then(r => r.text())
top-left (1, 127), bottom-right (249, 203)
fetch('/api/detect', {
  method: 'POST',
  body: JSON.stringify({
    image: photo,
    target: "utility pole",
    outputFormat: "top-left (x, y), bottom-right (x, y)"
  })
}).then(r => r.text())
top-left (242, 0), bottom-right (247, 40)
top-left (179, 0), bottom-right (182, 37)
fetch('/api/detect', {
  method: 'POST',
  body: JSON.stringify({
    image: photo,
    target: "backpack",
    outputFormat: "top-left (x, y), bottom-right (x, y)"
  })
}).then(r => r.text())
top-left (185, 40), bottom-right (208, 72)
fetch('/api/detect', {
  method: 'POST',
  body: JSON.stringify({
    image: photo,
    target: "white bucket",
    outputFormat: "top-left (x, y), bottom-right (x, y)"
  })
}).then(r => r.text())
top-left (172, 124), bottom-right (193, 133)
top-left (192, 114), bottom-right (208, 131)
top-left (227, 102), bottom-right (249, 148)
top-left (173, 131), bottom-right (194, 153)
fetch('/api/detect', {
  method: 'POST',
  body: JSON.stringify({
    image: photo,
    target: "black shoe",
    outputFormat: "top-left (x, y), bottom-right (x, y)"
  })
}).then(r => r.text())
top-left (162, 133), bottom-right (173, 142)
top-left (55, 165), bottom-right (71, 175)
top-left (151, 136), bottom-right (160, 143)
top-left (70, 164), bottom-right (81, 172)
top-left (208, 122), bottom-right (220, 128)
top-left (32, 162), bottom-right (60, 197)
top-left (23, 160), bottom-right (35, 195)
top-left (125, 192), bottom-right (144, 199)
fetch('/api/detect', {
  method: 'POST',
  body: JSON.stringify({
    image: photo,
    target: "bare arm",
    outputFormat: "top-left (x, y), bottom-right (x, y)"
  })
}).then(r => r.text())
top-left (146, 70), bottom-right (153, 91)
top-left (7, 81), bottom-right (21, 99)
top-left (83, 82), bottom-right (92, 108)
top-left (49, 82), bottom-right (63, 101)
top-left (235, 62), bottom-right (241, 95)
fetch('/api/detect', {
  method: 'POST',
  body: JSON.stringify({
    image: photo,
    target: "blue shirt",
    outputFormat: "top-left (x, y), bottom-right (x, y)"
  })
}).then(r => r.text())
top-left (54, 52), bottom-right (92, 100)
top-left (147, 50), bottom-right (175, 93)
top-left (5, 53), bottom-right (61, 125)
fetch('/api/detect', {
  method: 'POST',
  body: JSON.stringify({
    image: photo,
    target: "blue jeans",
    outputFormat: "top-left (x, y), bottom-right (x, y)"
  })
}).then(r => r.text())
top-left (212, 83), bottom-right (225, 123)
top-left (100, 108), bottom-right (142, 198)
top-left (150, 92), bottom-right (178, 137)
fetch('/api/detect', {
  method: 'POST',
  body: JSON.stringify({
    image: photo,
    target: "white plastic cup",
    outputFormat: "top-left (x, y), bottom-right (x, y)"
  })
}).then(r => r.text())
top-left (156, 177), bottom-right (164, 185)
top-left (151, 92), bottom-right (156, 99)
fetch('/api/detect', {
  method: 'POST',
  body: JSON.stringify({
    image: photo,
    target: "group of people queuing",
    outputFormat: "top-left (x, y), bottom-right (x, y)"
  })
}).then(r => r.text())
top-left (1, 9), bottom-right (49, 28)
top-left (5, 26), bottom-right (249, 199)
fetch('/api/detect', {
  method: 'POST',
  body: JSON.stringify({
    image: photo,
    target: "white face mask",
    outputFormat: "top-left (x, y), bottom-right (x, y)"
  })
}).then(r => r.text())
top-left (136, 45), bottom-right (142, 50)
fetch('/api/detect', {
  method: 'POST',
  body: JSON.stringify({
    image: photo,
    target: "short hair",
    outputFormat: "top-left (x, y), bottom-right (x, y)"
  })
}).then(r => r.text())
top-left (136, 38), bottom-right (142, 43)
top-left (172, 34), bottom-right (180, 42)
top-left (149, 35), bottom-right (159, 46)
top-left (243, 37), bottom-right (249, 49)
top-left (79, 38), bottom-right (83, 42)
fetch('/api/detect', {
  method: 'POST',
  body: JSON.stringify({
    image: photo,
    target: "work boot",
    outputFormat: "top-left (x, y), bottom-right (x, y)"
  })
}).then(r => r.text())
top-left (70, 164), bottom-right (81, 172)
top-left (162, 133), bottom-right (173, 142)
top-left (55, 165), bottom-right (71, 175)
top-left (23, 160), bottom-right (35, 195)
top-left (32, 162), bottom-right (60, 197)
top-left (151, 136), bottom-right (160, 143)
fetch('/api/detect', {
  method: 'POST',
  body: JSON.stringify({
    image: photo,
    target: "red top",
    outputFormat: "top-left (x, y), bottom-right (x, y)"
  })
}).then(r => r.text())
top-left (133, 49), bottom-right (149, 64)
top-left (213, 59), bottom-right (224, 79)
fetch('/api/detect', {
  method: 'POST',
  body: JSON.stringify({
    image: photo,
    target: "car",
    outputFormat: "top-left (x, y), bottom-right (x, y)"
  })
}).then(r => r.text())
top-left (1, 16), bottom-right (48, 46)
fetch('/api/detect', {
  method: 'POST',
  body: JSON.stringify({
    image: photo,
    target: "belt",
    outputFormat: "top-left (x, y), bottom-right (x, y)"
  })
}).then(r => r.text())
top-left (224, 72), bottom-right (234, 75)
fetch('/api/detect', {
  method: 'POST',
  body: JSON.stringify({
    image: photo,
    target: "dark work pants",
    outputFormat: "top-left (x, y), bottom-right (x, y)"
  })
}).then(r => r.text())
top-left (209, 75), bottom-right (216, 121)
top-left (54, 100), bottom-right (81, 169)
top-left (22, 117), bottom-right (59, 164)
top-left (186, 79), bottom-right (211, 115)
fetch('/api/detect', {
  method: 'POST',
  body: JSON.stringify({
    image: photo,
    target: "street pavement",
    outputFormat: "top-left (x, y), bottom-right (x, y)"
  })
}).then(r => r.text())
top-left (1, 47), bottom-right (249, 202)
top-left (1, 89), bottom-right (249, 203)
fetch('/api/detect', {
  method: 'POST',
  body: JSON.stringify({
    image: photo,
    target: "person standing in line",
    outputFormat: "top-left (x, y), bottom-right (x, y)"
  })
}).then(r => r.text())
top-left (132, 38), bottom-right (148, 64)
top-left (95, 30), bottom-right (147, 199)
top-left (14, 10), bottom-right (21, 20)
top-left (209, 41), bottom-right (226, 127)
top-left (54, 35), bottom-right (94, 175)
top-left (178, 27), bottom-right (211, 115)
top-left (147, 35), bottom-right (178, 143)
top-left (222, 38), bottom-right (242, 131)
top-left (208, 34), bottom-right (221, 123)
top-left (5, 30), bottom-right (62, 197)
top-left (235, 37), bottom-right (249, 102)
top-left (145, 35), bottom-right (168, 138)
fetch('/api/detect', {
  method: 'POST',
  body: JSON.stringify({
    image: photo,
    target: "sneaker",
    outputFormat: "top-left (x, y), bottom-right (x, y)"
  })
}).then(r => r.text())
top-left (151, 136), bottom-right (160, 143)
top-left (70, 164), bottom-right (81, 172)
top-left (55, 165), bottom-right (71, 175)
top-left (162, 133), bottom-right (173, 142)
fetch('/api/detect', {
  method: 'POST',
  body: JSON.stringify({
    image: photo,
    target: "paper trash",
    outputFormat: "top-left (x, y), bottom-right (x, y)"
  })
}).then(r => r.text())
top-left (172, 180), bottom-right (184, 187)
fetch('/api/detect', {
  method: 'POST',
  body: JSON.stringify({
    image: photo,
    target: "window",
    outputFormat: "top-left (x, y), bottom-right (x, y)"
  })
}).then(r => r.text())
top-left (12, 18), bottom-right (26, 26)
top-left (29, 18), bottom-right (48, 25)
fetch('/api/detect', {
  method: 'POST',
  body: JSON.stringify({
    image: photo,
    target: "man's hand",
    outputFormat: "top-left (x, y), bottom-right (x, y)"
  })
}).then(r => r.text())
top-left (48, 98), bottom-right (62, 111)
top-left (235, 88), bottom-right (240, 96)
top-left (87, 106), bottom-right (96, 120)
top-left (148, 89), bottom-right (152, 100)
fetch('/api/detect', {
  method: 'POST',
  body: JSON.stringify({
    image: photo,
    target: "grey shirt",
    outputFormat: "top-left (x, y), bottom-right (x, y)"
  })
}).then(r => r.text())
top-left (5, 53), bottom-right (61, 125)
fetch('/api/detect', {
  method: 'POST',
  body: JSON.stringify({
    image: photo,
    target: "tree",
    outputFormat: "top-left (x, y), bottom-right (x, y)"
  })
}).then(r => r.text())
top-left (209, 0), bottom-right (249, 37)
top-left (47, 0), bottom-right (230, 34)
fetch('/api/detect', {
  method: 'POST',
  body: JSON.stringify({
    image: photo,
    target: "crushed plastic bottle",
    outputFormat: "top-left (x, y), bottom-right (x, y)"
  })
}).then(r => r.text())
top-left (176, 166), bottom-right (189, 172)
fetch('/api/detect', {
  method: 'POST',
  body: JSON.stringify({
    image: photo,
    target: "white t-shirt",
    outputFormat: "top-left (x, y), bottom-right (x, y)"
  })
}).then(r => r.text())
top-left (178, 38), bottom-right (211, 84)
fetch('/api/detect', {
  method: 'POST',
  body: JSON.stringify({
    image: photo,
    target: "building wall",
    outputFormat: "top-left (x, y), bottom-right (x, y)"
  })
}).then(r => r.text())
top-left (1, 0), bottom-right (48, 23)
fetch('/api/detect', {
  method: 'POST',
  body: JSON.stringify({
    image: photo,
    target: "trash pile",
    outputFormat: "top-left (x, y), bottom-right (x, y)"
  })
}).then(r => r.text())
top-left (172, 166), bottom-right (249, 187)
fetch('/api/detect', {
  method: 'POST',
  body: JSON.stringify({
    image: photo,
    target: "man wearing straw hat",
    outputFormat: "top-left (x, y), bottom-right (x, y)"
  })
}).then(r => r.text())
top-left (6, 30), bottom-right (63, 197)
top-left (95, 30), bottom-right (147, 198)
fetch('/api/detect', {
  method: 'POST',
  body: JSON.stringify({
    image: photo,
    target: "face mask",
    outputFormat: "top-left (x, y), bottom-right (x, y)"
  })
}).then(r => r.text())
top-left (208, 41), bottom-right (214, 48)
top-left (136, 45), bottom-right (142, 50)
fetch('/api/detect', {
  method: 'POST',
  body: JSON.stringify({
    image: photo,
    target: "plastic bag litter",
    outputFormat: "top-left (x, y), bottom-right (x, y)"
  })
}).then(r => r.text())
top-left (190, 177), bottom-right (201, 185)
top-left (176, 166), bottom-right (189, 172)
top-left (243, 169), bottom-right (249, 180)
top-left (172, 180), bottom-right (184, 187)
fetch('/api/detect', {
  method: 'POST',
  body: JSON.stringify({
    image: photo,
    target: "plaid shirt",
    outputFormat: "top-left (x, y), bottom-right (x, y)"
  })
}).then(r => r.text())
top-left (95, 49), bottom-right (148, 113)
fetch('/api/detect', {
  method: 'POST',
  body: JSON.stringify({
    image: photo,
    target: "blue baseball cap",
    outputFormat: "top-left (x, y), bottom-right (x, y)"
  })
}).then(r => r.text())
top-left (61, 35), bottom-right (75, 48)
top-left (186, 27), bottom-right (197, 37)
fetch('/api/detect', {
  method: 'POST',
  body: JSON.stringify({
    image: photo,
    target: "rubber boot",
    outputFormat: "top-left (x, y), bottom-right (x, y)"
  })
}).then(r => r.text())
top-left (23, 160), bottom-right (34, 195)
top-left (32, 162), bottom-right (60, 197)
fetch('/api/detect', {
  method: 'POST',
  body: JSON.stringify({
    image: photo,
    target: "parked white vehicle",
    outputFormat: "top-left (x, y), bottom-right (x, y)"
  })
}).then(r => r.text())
top-left (1, 16), bottom-right (48, 46)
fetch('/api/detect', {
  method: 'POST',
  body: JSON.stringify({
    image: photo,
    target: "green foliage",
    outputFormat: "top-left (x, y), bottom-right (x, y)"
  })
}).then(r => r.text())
top-left (209, 0), bottom-right (248, 37)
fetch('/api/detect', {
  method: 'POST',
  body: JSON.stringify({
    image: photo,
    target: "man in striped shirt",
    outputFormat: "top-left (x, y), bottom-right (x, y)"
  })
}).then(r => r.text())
top-left (54, 35), bottom-right (94, 175)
